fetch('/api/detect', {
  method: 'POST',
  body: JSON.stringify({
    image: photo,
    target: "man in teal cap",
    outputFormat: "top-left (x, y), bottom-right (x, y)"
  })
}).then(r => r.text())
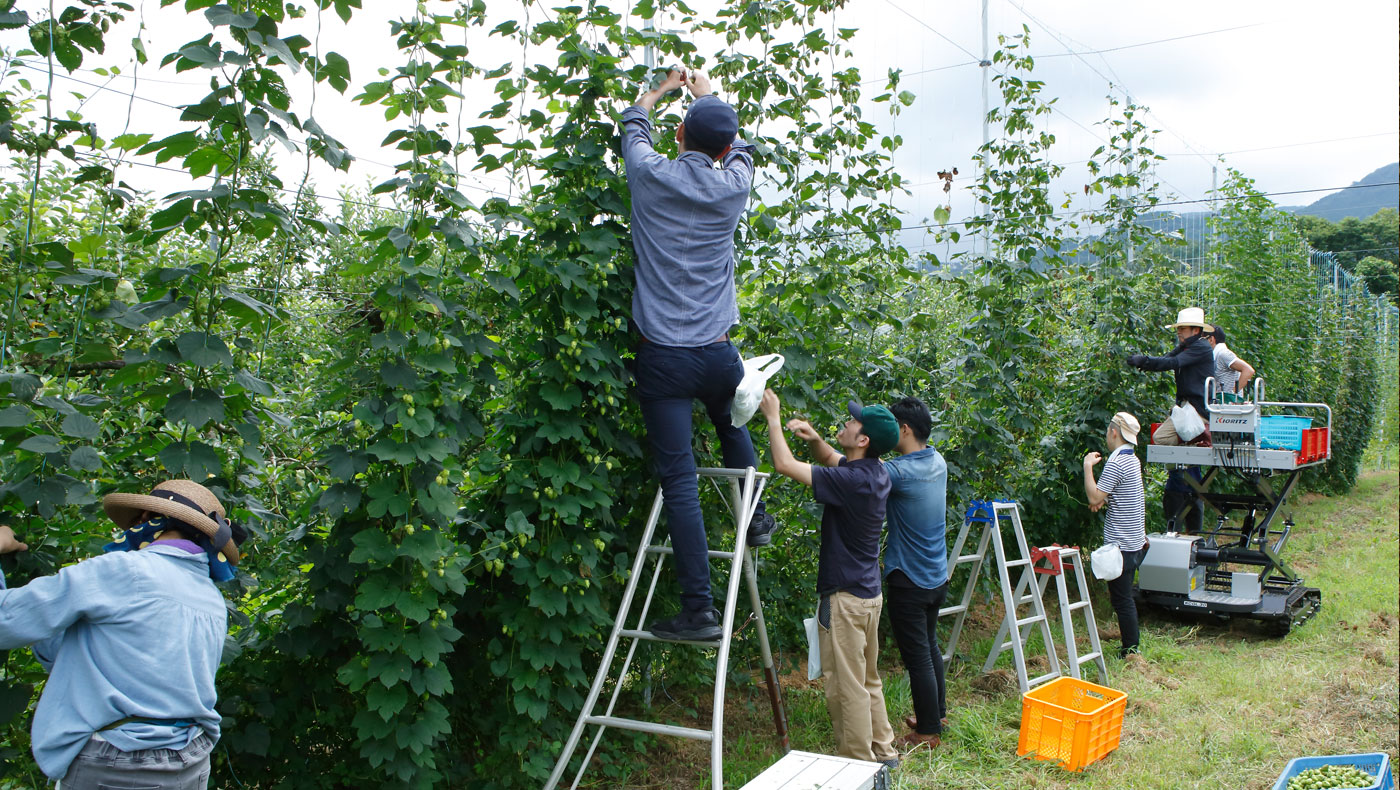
top-left (758, 389), bottom-right (902, 770)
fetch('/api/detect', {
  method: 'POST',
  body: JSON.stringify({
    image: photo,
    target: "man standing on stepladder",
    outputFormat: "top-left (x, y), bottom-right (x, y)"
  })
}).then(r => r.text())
top-left (622, 67), bottom-right (777, 641)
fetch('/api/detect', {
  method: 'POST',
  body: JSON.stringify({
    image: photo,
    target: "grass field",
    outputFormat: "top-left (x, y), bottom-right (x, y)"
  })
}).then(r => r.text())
top-left (605, 470), bottom-right (1398, 789)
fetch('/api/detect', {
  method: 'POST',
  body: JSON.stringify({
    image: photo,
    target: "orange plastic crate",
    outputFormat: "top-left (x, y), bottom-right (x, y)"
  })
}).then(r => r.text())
top-left (1017, 677), bottom-right (1127, 772)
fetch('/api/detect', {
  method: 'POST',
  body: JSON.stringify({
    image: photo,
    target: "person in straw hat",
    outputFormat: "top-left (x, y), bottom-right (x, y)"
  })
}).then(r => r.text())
top-left (0, 479), bottom-right (249, 788)
top-left (1125, 306), bottom-right (1216, 446)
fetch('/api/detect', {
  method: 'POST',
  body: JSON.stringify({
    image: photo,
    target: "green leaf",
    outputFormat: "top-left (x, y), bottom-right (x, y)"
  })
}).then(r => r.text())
top-left (379, 360), bottom-right (419, 389)
top-left (365, 682), bottom-right (408, 721)
top-left (204, 5), bottom-right (258, 28)
top-left (0, 404), bottom-right (33, 427)
top-left (165, 388), bottom-right (225, 428)
top-left (232, 370), bottom-right (275, 398)
top-left (316, 482), bottom-right (361, 515)
top-left (0, 681), bottom-right (34, 726)
top-left (176, 331), bottom-right (234, 368)
top-left (159, 441), bottom-right (222, 480)
top-left (68, 445), bottom-right (103, 471)
top-left (60, 413), bottom-right (100, 439)
top-left (260, 35), bottom-right (300, 73)
top-left (17, 434), bottom-right (60, 454)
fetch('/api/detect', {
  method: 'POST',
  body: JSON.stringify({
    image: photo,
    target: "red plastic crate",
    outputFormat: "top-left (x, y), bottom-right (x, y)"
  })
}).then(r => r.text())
top-left (1296, 427), bottom-right (1330, 463)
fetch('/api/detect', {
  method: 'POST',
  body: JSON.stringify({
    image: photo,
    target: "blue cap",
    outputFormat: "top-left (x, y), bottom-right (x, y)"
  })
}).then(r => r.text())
top-left (683, 95), bottom-right (739, 154)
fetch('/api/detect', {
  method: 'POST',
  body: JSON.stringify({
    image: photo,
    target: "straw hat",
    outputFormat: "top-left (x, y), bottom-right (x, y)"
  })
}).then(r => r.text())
top-left (103, 480), bottom-right (239, 565)
top-left (1166, 307), bottom-right (1213, 333)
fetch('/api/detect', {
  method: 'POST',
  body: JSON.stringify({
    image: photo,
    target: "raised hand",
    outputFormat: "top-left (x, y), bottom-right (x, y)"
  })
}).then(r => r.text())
top-left (786, 419), bottom-right (819, 441)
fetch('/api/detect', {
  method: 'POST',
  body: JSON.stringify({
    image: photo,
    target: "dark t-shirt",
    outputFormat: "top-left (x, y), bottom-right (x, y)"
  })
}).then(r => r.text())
top-left (811, 457), bottom-right (891, 599)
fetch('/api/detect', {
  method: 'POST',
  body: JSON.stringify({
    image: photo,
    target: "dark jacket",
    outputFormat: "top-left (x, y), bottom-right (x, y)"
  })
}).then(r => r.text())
top-left (1137, 333), bottom-right (1214, 416)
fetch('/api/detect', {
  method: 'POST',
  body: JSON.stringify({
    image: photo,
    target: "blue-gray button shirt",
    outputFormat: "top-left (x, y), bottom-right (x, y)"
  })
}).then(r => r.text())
top-left (882, 447), bottom-right (950, 589)
top-left (621, 97), bottom-right (755, 346)
top-left (0, 544), bottom-right (226, 779)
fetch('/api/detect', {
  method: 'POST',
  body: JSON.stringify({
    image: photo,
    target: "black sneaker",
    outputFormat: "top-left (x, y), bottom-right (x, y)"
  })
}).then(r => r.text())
top-left (747, 511), bottom-right (778, 547)
top-left (648, 607), bottom-right (722, 641)
top-left (879, 758), bottom-right (900, 772)
top-left (1119, 645), bottom-right (1141, 659)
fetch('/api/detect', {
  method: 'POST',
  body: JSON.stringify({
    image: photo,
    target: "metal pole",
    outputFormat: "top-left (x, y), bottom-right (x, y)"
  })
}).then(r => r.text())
top-left (643, 16), bottom-right (655, 71)
top-left (980, 0), bottom-right (990, 261)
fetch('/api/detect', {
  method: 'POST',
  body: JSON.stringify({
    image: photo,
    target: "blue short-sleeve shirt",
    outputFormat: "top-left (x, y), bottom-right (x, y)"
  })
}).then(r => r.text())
top-left (882, 447), bottom-right (949, 589)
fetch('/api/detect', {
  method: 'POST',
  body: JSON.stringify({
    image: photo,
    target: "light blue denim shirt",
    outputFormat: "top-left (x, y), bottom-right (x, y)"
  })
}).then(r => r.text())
top-left (882, 447), bottom-right (950, 589)
top-left (621, 98), bottom-right (755, 346)
top-left (0, 544), bottom-right (226, 780)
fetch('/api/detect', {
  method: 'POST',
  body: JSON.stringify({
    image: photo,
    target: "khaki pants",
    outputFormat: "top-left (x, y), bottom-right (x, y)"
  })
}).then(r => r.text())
top-left (1152, 418), bottom-right (1183, 446)
top-left (818, 592), bottom-right (897, 762)
top-left (1152, 409), bottom-right (1208, 446)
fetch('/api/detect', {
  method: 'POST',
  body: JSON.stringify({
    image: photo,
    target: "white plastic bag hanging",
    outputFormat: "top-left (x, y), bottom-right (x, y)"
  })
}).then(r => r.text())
top-left (1170, 403), bottom-right (1206, 442)
top-left (804, 609), bottom-right (822, 680)
top-left (1090, 543), bottom-right (1123, 581)
top-left (730, 353), bottom-right (785, 427)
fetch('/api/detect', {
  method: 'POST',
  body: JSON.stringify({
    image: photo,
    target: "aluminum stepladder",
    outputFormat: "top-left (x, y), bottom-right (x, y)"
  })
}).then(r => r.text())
top-left (983, 545), bottom-right (1108, 684)
top-left (939, 500), bottom-right (1061, 694)
top-left (544, 467), bottom-right (788, 790)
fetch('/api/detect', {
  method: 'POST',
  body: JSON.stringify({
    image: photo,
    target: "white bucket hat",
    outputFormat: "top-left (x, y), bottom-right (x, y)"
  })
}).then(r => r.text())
top-left (1111, 412), bottom-right (1141, 445)
top-left (1167, 306), bottom-right (1213, 333)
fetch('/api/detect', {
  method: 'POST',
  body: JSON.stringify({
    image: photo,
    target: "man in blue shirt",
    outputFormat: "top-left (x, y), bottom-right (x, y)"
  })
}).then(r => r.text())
top-left (622, 69), bottom-right (775, 641)
top-left (759, 388), bottom-right (901, 770)
top-left (880, 397), bottom-right (949, 750)
top-left (0, 479), bottom-right (247, 788)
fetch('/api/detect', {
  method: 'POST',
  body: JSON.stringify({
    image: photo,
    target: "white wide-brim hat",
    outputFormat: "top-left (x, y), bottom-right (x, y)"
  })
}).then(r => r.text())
top-left (1166, 306), bottom-right (1213, 333)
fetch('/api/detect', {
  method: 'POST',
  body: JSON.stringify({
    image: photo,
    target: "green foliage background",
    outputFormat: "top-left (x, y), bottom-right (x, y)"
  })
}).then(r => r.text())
top-left (0, 2), bottom-right (1393, 788)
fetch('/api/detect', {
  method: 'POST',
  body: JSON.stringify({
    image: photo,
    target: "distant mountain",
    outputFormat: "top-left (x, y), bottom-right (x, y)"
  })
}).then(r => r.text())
top-left (1284, 163), bottom-right (1399, 222)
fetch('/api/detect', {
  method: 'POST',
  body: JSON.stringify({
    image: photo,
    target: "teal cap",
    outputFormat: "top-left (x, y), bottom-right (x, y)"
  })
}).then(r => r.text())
top-left (847, 400), bottom-right (899, 457)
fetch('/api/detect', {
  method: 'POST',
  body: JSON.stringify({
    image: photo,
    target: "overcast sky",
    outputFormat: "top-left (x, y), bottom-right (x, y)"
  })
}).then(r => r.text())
top-left (2, 0), bottom-right (1395, 243)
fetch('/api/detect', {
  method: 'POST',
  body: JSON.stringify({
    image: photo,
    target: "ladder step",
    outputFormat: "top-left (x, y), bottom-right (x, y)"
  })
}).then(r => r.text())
top-left (584, 715), bottom-right (713, 742)
top-left (645, 546), bottom-right (736, 560)
top-left (954, 554), bottom-right (982, 564)
top-left (1005, 558), bottom-right (1031, 568)
top-left (619, 629), bottom-right (722, 647)
top-left (1076, 652), bottom-right (1102, 664)
top-left (1068, 601), bottom-right (1091, 612)
top-left (1015, 614), bottom-right (1046, 628)
top-left (1028, 671), bottom-right (1061, 687)
top-left (939, 603), bottom-right (968, 616)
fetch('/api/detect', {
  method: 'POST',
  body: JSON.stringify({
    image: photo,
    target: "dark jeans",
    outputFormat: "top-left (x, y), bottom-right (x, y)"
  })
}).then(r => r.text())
top-left (1164, 468), bottom-right (1204, 533)
top-left (635, 341), bottom-right (765, 611)
top-left (885, 570), bottom-right (948, 735)
top-left (1107, 547), bottom-right (1147, 653)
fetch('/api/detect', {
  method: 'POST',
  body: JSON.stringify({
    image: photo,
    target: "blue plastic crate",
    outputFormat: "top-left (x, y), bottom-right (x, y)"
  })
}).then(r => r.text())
top-left (1271, 752), bottom-right (1394, 790)
top-left (1259, 416), bottom-right (1313, 451)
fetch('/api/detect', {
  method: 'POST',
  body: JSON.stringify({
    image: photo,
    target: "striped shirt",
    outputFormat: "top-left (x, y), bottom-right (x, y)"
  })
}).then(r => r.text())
top-left (1213, 343), bottom-right (1240, 393)
top-left (1096, 446), bottom-right (1146, 551)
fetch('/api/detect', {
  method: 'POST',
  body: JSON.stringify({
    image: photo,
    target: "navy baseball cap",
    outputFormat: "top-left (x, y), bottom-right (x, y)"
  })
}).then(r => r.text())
top-left (847, 400), bottom-right (900, 457)
top-left (683, 95), bottom-right (739, 153)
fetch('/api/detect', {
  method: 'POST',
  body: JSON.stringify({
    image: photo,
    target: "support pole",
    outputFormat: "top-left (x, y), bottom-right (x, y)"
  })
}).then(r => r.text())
top-left (979, 0), bottom-right (990, 261)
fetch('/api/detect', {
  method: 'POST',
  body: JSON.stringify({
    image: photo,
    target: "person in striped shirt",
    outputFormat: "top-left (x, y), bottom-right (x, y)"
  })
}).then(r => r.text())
top-left (1083, 412), bottom-right (1148, 658)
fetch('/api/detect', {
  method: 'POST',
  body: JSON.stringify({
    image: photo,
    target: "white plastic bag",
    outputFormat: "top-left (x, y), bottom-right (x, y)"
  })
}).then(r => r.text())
top-left (730, 353), bottom-right (785, 427)
top-left (1091, 543), bottom-right (1123, 581)
top-left (1170, 403), bottom-right (1206, 442)
top-left (804, 609), bottom-right (822, 680)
